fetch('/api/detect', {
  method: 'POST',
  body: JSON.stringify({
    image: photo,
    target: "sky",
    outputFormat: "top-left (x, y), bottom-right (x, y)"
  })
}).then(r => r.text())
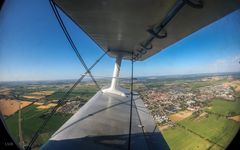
top-left (0, 0), bottom-right (240, 81)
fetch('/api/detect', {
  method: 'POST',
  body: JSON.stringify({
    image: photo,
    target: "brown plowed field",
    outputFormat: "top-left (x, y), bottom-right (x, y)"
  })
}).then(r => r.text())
top-left (0, 99), bottom-right (32, 116)
top-left (169, 110), bottom-right (193, 122)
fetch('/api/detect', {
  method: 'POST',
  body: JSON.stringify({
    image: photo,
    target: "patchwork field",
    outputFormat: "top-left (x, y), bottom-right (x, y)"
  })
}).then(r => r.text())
top-left (1, 82), bottom-right (98, 148)
top-left (5, 105), bottom-right (71, 148)
top-left (36, 103), bottom-right (57, 109)
top-left (1, 74), bottom-right (239, 149)
top-left (22, 95), bottom-right (44, 100)
top-left (225, 80), bottom-right (240, 92)
top-left (206, 98), bottom-right (240, 116)
top-left (47, 86), bottom-right (97, 101)
top-left (179, 115), bottom-right (239, 148)
top-left (162, 98), bottom-right (240, 150)
top-left (169, 110), bottom-right (193, 122)
top-left (30, 91), bottom-right (54, 96)
top-left (22, 91), bottom-right (55, 100)
top-left (0, 88), bottom-right (12, 95)
top-left (0, 99), bottom-right (32, 116)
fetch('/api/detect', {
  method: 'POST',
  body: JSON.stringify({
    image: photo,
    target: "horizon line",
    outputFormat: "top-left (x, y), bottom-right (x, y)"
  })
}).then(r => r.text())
top-left (0, 71), bottom-right (239, 83)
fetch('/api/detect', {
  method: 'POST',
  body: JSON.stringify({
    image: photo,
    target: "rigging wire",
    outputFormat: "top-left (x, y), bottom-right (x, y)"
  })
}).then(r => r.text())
top-left (128, 52), bottom-right (134, 150)
top-left (49, 0), bottom-right (102, 92)
top-left (26, 75), bottom-right (83, 150)
top-left (26, 40), bottom-right (109, 150)
top-left (21, 0), bottom-right (206, 149)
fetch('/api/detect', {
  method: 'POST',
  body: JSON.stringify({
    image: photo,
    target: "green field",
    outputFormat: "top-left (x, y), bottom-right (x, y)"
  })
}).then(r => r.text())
top-left (179, 115), bottom-right (239, 148)
top-left (206, 98), bottom-right (240, 116)
top-left (47, 86), bottom-right (97, 101)
top-left (162, 98), bottom-right (240, 150)
top-left (162, 126), bottom-right (220, 150)
top-left (3, 83), bottom-right (97, 148)
top-left (190, 81), bottom-right (211, 90)
top-left (5, 105), bottom-right (71, 148)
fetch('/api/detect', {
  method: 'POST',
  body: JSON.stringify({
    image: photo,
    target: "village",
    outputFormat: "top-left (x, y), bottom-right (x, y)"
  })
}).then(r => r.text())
top-left (139, 78), bottom-right (236, 124)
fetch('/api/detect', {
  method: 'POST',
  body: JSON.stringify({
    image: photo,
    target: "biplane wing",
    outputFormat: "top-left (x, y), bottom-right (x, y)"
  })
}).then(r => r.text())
top-left (53, 0), bottom-right (239, 60)
top-left (42, 92), bottom-right (169, 150)
top-left (24, 0), bottom-right (239, 149)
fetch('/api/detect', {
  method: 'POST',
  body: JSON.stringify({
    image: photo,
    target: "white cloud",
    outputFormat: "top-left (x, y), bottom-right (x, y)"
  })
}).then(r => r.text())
top-left (205, 55), bottom-right (240, 73)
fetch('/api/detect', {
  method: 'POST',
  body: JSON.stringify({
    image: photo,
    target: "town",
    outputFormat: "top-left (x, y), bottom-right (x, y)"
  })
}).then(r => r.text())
top-left (137, 76), bottom-right (237, 124)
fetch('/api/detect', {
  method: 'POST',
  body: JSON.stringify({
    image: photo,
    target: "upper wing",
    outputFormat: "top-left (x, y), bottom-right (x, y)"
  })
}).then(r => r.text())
top-left (53, 0), bottom-right (239, 60)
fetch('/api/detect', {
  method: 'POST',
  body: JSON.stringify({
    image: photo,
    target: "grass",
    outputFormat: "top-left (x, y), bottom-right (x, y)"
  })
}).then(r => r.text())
top-left (47, 86), bottom-right (97, 101)
top-left (206, 98), bottom-right (240, 116)
top-left (4, 83), bottom-right (98, 148)
top-left (179, 114), bottom-right (239, 148)
top-left (162, 126), bottom-right (215, 150)
top-left (5, 105), bottom-right (71, 148)
top-left (162, 98), bottom-right (240, 149)
top-left (190, 81), bottom-right (211, 90)
top-left (162, 114), bottom-right (239, 150)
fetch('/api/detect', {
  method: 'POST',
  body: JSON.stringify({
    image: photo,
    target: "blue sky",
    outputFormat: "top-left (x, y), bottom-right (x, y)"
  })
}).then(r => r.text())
top-left (0, 0), bottom-right (240, 81)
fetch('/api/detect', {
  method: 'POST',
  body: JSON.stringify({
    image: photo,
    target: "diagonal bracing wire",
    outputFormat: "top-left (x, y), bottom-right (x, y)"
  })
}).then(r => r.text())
top-left (26, 43), bottom-right (109, 150)
top-left (49, 0), bottom-right (102, 92)
top-left (26, 50), bottom-right (108, 149)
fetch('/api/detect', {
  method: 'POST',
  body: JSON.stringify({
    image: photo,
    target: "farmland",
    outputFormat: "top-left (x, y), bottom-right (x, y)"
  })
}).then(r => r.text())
top-left (206, 98), bottom-right (240, 116)
top-left (0, 99), bottom-right (32, 116)
top-left (162, 126), bottom-right (216, 150)
top-left (0, 80), bottom-right (100, 148)
top-left (5, 104), bottom-right (71, 149)
top-left (158, 78), bottom-right (240, 150)
top-left (179, 114), bottom-right (239, 148)
top-left (1, 73), bottom-right (240, 149)
top-left (169, 110), bottom-right (193, 122)
top-left (137, 73), bottom-right (240, 150)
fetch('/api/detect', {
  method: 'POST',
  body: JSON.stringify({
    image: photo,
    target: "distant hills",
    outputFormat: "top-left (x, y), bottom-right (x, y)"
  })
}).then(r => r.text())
top-left (1, 72), bottom-right (240, 85)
